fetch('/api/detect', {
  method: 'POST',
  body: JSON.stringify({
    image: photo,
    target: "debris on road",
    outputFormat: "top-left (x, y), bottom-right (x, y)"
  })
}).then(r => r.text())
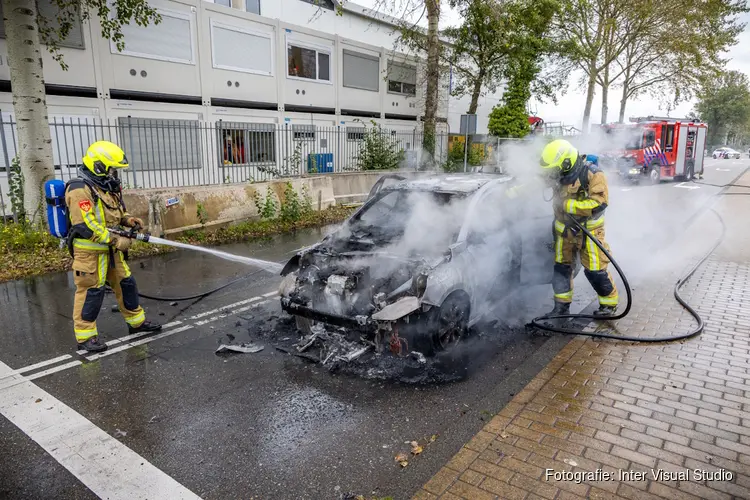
top-left (394, 453), bottom-right (409, 467)
top-left (114, 429), bottom-right (127, 438)
top-left (148, 416), bottom-right (160, 424)
top-left (216, 343), bottom-right (264, 354)
top-left (410, 441), bottom-right (423, 455)
top-left (411, 351), bottom-right (426, 364)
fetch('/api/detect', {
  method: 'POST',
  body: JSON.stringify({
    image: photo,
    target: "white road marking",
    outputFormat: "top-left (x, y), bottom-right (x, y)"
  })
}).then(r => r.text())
top-left (12, 293), bottom-right (280, 379)
top-left (0, 361), bottom-right (202, 500)
top-left (0, 355), bottom-right (74, 381)
top-left (621, 188), bottom-right (632, 192)
top-left (717, 168), bottom-right (731, 171)
top-left (85, 325), bottom-right (195, 361)
top-left (188, 297), bottom-right (262, 320)
top-left (675, 182), bottom-right (700, 190)
top-left (26, 360), bottom-right (84, 381)
top-left (75, 321), bottom-right (184, 355)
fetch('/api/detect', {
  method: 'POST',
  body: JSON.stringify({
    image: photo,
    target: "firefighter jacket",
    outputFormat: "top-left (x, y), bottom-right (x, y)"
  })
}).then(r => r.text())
top-left (65, 178), bottom-right (132, 254)
top-left (552, 162), bottom-right (608, 234)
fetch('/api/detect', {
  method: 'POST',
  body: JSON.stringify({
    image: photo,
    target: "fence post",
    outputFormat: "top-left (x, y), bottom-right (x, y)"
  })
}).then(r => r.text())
top-left (0, 111), bottom-right (8, 222)
top-left (0, 111), bottom-right (17, 223)
top-left (127, 116), bottom-right (138, 188)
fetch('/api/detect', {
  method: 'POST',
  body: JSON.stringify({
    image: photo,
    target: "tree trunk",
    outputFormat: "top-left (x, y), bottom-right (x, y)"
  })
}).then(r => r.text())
top-left (468, 69), bottom-right (484, 115)
top-left (2, 0), bottom-right (54, 225)
top-left (582, 68), bottom-right (597, 132)
top-left (422, 0), bottom-right (440, 164)
top-left (600, 65), bottom-right (609, 125)
top-left (618, 86), bottom-right (628, 123)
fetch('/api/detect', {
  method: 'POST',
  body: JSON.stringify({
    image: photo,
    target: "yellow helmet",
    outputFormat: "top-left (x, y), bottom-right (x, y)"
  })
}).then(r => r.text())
top-left (82, 140), bottom-right (129, 177)
top-left (540, 139), bottom-right (578, 175)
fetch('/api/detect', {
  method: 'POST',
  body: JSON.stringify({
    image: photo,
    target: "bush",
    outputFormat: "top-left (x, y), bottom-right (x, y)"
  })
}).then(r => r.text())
top-left (356, 121), bottom-right (406, 171)
top-left (279, 182), bottom-right (302, 222)
top-left (444, 141), bottom-right (482, 172)
top-left (253, 186), bottom-right (278, 220)
top-left (0, 222), bottom-right (58, 254)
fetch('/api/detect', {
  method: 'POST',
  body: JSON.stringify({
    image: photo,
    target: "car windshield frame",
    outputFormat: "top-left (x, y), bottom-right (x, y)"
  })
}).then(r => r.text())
top-left (344, 188), bottom-right (471, 247)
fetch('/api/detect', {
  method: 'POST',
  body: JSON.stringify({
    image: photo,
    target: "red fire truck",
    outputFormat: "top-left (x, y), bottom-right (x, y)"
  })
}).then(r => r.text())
top-left (597, 116), bottom-right (708, 184)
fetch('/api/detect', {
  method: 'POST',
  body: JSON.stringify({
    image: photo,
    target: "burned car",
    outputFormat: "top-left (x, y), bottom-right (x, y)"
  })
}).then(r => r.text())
top-left (279, 173), bottom-right (569, 355)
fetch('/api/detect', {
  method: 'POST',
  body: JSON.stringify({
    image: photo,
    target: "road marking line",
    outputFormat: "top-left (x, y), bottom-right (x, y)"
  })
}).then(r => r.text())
top-left (262, 291), bottom-right (278, 298)
top-left (26, 360), bottom-right (84, 381)
top-left (675, 182), bottom-right (700, 190)
top-left (194, 300), bottom-right (269, 327)
top-left (188, 297), bottom-right (262, 320)
top-left (0, 360), bottom-right (203, 500)
top-left (0, 355), bottom-right (74, 381)
top-left (75, 321), bottom-right (183, 355)
top-left (15, 295), bottom-right (278, 379)
top-left (85, 325), bottom-right (195, 361)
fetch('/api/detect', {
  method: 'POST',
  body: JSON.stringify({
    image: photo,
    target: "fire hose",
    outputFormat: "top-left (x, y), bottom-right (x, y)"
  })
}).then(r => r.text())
top-left (108, 226), bottom-right (261, 302)
top-left (528, 208), bottom-right (726, 342)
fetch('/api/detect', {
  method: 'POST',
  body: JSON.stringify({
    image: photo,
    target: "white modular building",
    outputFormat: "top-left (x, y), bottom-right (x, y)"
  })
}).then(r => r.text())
top-left (0, 0), bottom-right (502, 199)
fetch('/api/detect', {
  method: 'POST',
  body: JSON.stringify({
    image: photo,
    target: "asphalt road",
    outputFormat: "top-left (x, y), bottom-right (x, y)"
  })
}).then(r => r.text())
top-left (0, 158), bottom-right (745, 500)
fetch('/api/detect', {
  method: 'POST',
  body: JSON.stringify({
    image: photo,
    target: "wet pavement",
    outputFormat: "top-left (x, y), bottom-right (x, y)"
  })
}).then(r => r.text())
top-left (0, 158), bottom-right (745, 500)
top-left (417, 161), bottom-right (750, 500)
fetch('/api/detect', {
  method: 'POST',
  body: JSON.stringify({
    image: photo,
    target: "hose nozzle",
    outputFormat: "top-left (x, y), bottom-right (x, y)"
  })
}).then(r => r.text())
top-left (110, 226), bottom-right (151, 243)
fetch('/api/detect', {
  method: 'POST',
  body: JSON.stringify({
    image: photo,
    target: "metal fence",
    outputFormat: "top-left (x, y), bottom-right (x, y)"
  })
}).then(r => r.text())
top-left (0, 112), bottom-right (530, 221)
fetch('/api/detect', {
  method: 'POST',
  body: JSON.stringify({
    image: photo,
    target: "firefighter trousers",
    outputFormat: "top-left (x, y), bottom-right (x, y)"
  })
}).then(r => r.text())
top-left (552, 224), bottom-right (618, 307)
top-left (72, 248), bottom-right (146, 343)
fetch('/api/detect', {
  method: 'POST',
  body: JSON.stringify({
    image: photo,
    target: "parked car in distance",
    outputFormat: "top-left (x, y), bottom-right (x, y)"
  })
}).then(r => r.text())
top-left (712, 147), bottom-right (741, 159)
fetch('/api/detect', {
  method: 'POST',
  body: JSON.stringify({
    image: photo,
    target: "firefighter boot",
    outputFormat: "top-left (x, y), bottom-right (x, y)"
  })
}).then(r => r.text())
top-left (78, 336), bottom-right (108, 353)
top-left (547, 302), bottom-right (571, 317)
top-left (128, 320), bottom-right (162, 334)
top-left (593, 305), bottom-right (617, 318)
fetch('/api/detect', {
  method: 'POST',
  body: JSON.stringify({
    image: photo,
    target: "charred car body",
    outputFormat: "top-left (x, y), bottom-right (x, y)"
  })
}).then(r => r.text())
top-left (279, 173), bottom-right (571, 355)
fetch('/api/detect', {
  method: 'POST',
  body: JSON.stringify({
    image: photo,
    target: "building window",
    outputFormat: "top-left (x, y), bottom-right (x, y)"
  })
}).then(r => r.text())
top-left (246, 0), bottom-right (260, 14)
top-left (112, 8), bottom-right (194, 65)
top-left (118, 117), bottom-right (202, 171)
top-left (343, 50), bottom-right (379, 92)
top-left (211, 21), bottom-right (273, 75)
top-left (0, 0), bottom-right (85, 49)
top-left (387, 62), bottom-right (417, 96)
top-left (298, 0), bottom-right (334, 9)
top-left (219, 124), bottom-right (276, 165)
top-left (214, 0), bottom-right (231, 5)
top-left (292, 125), bottom-right (315, 141)
top-left (347, 127), bottom-right (365, 141)
top-left (288, 44), bottom-right (331, 82)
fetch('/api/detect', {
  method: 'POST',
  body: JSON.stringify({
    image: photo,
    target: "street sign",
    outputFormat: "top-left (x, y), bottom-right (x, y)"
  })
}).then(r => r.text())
top-left (459, 114), bottom-right (477, 136)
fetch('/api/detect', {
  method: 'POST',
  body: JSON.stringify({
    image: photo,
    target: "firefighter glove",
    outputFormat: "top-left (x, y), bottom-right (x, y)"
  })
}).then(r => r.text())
top-left (124, 216), bottom-right (144, 229)
top-left (112, 235), bottom-right (133, 253)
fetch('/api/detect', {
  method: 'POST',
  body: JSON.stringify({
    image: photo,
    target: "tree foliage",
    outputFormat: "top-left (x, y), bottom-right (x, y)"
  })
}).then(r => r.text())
top-left (552, 0), bottom-right (748, 128)
top-left (694, 70), bottom-right (750, 147)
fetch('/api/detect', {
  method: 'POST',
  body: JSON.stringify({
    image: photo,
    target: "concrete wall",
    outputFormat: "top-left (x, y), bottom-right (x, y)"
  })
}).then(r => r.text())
top-left (121, 169), bottom-right (430, 236)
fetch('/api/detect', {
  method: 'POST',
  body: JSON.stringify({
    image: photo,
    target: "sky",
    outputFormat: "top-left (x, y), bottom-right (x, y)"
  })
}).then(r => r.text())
top-left (355, 1), bottom-right (750, 130)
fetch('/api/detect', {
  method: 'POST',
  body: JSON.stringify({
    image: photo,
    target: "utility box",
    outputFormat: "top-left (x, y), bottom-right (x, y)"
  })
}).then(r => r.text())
top-left (308, 153), bottom-right (334, 173)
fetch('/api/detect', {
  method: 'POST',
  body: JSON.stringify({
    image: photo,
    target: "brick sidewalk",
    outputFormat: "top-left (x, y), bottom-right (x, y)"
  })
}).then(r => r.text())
top-left (415, 181), bottom-right (750, 500)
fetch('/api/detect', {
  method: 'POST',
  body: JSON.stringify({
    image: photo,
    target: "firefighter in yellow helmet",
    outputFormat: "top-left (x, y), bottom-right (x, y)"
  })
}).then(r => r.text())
top-left (539, 139), bottom-right (618, 317)
top-left (65, 140), bottom-right (161, 352)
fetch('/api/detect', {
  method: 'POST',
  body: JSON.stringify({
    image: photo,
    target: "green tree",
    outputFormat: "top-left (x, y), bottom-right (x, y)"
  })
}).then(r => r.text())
top-left (612, 0), bottom-right (747, 123)
top-left (487, 59), bottom-right (535, 138)
top-left (694, 70), bottom-right (750, 148)
top-left (1, 0), bottom-right (160, 224)
top-left (441, 0), bottom-right (561, 115)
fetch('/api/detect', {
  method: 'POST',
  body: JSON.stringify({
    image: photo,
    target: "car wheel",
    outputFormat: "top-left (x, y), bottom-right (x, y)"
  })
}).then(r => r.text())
top-left (649, 163), bottom-right (661, 184)
top-left (432, 291), bottom-right (470, 352)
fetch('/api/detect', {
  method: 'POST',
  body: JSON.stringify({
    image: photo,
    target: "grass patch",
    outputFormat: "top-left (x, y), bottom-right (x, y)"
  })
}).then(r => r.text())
top-left (0, 205), bottom-right (357, 284)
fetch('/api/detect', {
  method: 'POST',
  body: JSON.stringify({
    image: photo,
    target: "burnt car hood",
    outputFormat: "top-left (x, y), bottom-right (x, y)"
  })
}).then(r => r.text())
top-left (279, 232), bottom-right (446, 327)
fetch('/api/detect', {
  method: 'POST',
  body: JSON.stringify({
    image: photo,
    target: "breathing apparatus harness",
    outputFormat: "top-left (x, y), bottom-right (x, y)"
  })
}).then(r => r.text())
top-left (528, 157), bottom-right (731, 343)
